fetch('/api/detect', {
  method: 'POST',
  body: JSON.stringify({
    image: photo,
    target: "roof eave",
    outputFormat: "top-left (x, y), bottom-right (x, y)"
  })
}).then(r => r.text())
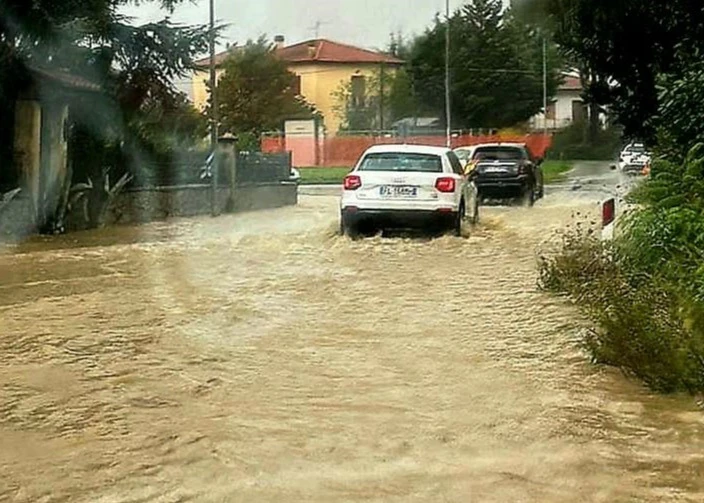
top-left (29, 66), bottom-right (102, 93)
top-left (285, 58), bottom-right (404, 65)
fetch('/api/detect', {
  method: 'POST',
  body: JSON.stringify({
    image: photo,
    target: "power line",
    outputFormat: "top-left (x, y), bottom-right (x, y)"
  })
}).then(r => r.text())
top-left (461, 67), bottom-right (541, 75)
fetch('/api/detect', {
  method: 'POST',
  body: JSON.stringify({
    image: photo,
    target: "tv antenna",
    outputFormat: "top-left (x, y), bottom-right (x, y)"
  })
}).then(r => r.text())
top-left (309, 20), bottom-right (329, 39)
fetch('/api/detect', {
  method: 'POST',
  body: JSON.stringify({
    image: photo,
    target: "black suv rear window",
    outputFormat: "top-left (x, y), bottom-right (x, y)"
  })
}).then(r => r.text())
top-left (358, 153), bottom-right (443, 173)
top-left (472, 147), bottom-right (525, 161)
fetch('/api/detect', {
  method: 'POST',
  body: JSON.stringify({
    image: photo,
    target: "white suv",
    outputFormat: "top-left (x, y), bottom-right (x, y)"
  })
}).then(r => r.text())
top-left (340, 144), bottom-right (479, 237)
top-left (619, 143), bottom-right (651, 175)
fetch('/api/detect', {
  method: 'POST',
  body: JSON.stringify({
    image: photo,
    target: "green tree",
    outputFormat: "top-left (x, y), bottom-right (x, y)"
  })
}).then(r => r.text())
top-left (0, 0), bottom-right (211, 230)
top-left (387, 31), bottom-right (413, 60)
top-left (653, 64), bottom-right (704, 160)
top-left (386, 33), bottom-right (427, 124)
top-left (516, 0), bottom-right (704, 143)
top-left (215, 38), bottom-right (317, 141)
top-left (332, 76), bottom-right (377, 131)
top-left (387, 68), bottom-right (423, 123)
top-left (527, 0), bottom-right (704, 394)
top-left (408, 0), bottom-right (561, 129)
top-left (332, 33), bottom-right (424, 132)
top-left (332, 67), bottom-right (424, 131)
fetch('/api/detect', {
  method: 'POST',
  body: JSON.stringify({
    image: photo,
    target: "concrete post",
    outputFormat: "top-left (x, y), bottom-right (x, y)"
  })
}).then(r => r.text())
top-left (40, 100), bottom-right (69, 230)
top-left (219, 133), bottom-right (238, 213)
top-left (13, 100), bottom-right (42, 226)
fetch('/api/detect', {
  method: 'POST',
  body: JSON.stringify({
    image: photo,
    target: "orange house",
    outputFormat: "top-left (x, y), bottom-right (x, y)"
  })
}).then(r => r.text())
top-left (192, 37), bottom-right (403, 135)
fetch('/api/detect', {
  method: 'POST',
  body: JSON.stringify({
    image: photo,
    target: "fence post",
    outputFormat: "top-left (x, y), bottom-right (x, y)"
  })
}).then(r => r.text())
top-left (218, 133), bottom-right (238, 213)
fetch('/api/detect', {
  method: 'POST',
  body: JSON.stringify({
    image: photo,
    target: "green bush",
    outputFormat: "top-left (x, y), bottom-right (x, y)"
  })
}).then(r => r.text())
top-left (622, 146), bottom-right (704, 300)
top-left (539, 228), bottom-right (704, 393)
top-left (539, 145), bottom-right (704, 393)
top-left (653, 62), bottom-right (704, 161)
top-left (547, 121), bottom-right (623, 161)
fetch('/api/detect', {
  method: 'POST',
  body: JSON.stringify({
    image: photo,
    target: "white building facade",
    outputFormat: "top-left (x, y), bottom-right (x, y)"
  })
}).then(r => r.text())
top-left (530, 72), bottom-right (590, 131)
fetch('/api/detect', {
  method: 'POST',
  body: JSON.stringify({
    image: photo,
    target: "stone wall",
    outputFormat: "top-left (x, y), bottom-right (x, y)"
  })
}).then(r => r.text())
top-left (0, 194), bottom-right (35, 240)
top-left (108, 182), bottom-right (298, 225)
top-left (0, 182), bottom-right (297, 239)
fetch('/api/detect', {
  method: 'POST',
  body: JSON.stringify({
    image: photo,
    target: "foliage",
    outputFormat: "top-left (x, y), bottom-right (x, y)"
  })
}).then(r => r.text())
top-left (517, 0), bottom-right (704, 143)
top-left (407, 0), bottom-right (562, 129)
top-left (524, 0), bottom-right (704, 394)
top-left (387, 31), bottom-right (413, 60)
top-left (215, 38), bottom-right (318, 137)
top-left (547, 121), bottom-right (622, 160)
top-left (622, 148), bottom-right (704, 301)
top-left (298, 167), bottom-right (352, 185)
top-left (386, 68), bottom-right (423, 126)
top-left (541, 160), bottom-right (572, 184)
top-left (539, 146), bottom-right (704, 393)
top-left (0, 0), bottom-right (210, 230)
top-left (540, 227), bottom-right (704, 393)
top-left (332, 67), bottom-right (422, 131)
top-left (331, 77), bottom-right (373, 131)
top-left (652, 63), bottom-right (704, 161)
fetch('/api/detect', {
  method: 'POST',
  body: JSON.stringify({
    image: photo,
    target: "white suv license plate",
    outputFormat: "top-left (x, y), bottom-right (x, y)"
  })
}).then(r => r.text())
top-left (380, 185), bottom-right (418, 198)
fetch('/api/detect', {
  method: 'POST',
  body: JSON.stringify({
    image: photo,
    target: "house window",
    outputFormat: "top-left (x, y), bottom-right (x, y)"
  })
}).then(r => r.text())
top-left (292, 74), bottom-right (301, 96)
top-left (351, 75), bottom-right (366, 109)
top-left (546, 101), bottom-right (556, 120)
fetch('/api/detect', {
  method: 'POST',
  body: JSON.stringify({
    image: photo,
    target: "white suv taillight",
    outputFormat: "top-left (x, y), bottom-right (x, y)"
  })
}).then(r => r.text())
top-left (344, 174), bottom-right (362, 190)
top-left (435, 177), bottom-right (456, 193)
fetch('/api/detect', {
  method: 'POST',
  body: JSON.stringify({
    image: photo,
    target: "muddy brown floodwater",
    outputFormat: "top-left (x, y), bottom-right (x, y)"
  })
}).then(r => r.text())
top-left (1, 191), bottom-right (704, 502)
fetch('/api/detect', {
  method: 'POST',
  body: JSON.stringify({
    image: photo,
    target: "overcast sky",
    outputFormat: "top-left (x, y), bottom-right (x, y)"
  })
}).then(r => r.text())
top-left (120, 0), bottom-right (483, 53)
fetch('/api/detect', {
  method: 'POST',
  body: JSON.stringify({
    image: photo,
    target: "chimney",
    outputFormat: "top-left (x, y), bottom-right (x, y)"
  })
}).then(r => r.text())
top-left (274, 35), bottom-right (285, 50)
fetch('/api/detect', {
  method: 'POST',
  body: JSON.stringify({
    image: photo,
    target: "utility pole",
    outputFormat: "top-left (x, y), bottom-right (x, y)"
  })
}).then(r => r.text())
top-left (444, 0), bottom-right (452, 148)
top-left (542, 36), bottom-right (548, 137)
top-left (379, 63), bottom-right (385, 131)
top-left (209, 0), bottom-right (219, 216)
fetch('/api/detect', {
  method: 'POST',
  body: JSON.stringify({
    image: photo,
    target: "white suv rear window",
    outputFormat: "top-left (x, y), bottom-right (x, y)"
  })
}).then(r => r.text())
top-left (625, 145), bottom-right (647, 154)
top-left (358, 153), bottom-right (443, 173)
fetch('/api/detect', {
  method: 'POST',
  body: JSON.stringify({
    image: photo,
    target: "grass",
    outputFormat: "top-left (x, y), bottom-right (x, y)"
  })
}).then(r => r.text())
top-left (538, 227), bottom-right (704, 394)
top-left (542, 160), bottom-right (574, 184)
top-left (299, 161), bottom-right (574, 185)
top-left (299, 167), bottom-right (352, 185)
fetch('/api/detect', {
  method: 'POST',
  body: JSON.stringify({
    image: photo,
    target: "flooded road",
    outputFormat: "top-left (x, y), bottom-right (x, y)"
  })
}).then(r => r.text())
top-left (2, 166), bottom-right (704, 502)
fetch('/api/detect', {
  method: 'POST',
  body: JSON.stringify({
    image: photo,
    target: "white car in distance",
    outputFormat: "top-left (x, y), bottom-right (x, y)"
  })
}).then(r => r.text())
top-left (619, 143), bottom-right (651, 175)
top-left (340, 144), bottom-right (479, 237)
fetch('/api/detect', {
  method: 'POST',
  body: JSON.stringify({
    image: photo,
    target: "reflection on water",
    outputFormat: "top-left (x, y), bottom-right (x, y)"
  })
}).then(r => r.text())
top-left (1, 194), bottom-right (703, 502)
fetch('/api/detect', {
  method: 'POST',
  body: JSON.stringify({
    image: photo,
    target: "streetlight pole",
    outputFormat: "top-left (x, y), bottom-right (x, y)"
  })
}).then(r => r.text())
top-left (444, 0), bottom-right (451, 148)
top-left (209, 0), bottom-right (219, 216)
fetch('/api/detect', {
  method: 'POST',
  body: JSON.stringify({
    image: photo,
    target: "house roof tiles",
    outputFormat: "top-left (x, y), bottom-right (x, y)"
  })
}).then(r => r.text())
top-left (276, 39), bottom-right (403, 65)
top-left (195, 38), bottom-right (402, 68)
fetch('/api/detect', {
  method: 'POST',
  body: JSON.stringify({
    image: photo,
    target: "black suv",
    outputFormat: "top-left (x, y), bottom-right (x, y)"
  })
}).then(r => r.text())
top-left (468, 144), bottom-right (544, 206)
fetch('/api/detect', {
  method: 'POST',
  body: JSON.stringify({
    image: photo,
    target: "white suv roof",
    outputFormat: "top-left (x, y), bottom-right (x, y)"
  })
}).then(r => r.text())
top-left (363, 144), bottom-right (451, 156)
